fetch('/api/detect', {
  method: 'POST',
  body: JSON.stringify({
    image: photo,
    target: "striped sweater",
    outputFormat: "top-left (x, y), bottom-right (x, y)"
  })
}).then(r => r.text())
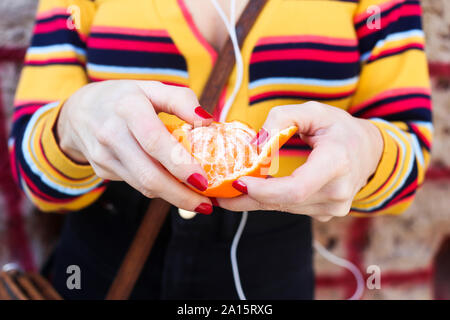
top-left (10, 0), bottom-right (432, 215)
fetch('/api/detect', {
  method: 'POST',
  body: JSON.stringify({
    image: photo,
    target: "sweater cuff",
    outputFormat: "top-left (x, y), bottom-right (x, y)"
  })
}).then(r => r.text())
top-left (41, 101), bottom-right (95, 179)
top-left (30, 101), bottom-right (101, 189)
top-left (352, 119), bottom-right (400, 211)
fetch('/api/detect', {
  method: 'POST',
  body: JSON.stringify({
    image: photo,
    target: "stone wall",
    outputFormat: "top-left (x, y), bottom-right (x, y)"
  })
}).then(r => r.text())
top-left (0, 0), bottom-right (449, 299)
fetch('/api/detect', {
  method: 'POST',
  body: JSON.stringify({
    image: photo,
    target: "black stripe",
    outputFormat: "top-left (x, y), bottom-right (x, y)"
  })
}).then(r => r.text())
top-left (87, 48), bottom-right (187, 70)
top-left (351, 93), bottom-right (430, 117)
top-left (358, 15), bottom-right (423, 55)
top-left (366, 108), bottom-right (432, 123)
top-left (31, 29), bottom-right (86, 49)
top-left (354, 0), bottom-right (420, 29)
top-left (36, 13), bottom-right (70, 24)
top-left (25, 61), bottom-right (84, 67)
top-left (253, 42), bottom-right (358, 53)
top-left (89, 32), bottom-right (174, 44)
top-left (249, 60), bottom-right (360, 81)
top-left (250, 91), bottom-right (354, 105)
top-left (366, 45), bottom-right (424, 64)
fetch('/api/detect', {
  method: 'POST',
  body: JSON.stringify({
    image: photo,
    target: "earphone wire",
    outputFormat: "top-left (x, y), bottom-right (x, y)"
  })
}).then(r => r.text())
top-left (209, 0), bottom-right (364, 301)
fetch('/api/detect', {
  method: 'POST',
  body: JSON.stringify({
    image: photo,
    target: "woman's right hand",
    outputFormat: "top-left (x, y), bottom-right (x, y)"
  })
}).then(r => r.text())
top-left (57, 80), bottom-right (215, 214)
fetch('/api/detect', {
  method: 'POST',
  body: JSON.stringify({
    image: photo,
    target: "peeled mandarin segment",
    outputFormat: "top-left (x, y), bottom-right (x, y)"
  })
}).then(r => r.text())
top-left (159, 114), bottom-right (297, 198)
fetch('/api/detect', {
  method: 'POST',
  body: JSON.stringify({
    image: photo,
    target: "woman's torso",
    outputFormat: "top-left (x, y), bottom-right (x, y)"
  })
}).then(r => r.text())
top-left (86, 0), bottom-right (361, 176)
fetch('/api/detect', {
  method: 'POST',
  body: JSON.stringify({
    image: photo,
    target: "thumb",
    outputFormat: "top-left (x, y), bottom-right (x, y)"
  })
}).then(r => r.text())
top-left (135, 81), bottom-right (214, 125)
top-left (257, 102), bottom-right (335, 145)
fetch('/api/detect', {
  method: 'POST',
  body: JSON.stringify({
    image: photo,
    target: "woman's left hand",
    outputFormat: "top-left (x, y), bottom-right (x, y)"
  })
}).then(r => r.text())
top-left (216, 102), bottom-right (384, 222)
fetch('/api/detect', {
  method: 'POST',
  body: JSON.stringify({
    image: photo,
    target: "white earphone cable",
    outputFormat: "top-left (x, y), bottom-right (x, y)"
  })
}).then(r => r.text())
top-left (209, 0), bottom-right (244, 123)
top-left (209, 0), bottom-right (364, 301)
top-left (313, 240), bottom-right (365, 300)
top-left (230, 211), bottom-right (248, 300)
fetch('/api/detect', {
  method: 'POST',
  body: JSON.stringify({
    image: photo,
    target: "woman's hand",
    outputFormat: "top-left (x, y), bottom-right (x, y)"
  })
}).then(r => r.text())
top-left (217, 102), bottom-right (384, 221)
top-left (57, 80), bottom-right (215, 214)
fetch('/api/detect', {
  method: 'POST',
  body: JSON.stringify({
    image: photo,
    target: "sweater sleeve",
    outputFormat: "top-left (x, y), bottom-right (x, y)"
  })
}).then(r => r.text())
top-left (349, 0), bottom-right (432, 216)
top-left (10, 0), bottom-right (106, 212)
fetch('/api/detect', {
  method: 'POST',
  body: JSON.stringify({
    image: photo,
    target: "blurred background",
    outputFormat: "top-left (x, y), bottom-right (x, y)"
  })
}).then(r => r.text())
top-left (0, 0), bottom-right (449, 300)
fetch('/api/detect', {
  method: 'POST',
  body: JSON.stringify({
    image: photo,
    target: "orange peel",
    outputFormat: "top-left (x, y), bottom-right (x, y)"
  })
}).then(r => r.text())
top-left (159, 112), bottom-right (297, 197)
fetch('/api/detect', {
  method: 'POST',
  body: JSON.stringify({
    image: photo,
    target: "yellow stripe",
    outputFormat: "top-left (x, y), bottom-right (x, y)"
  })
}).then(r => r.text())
top-left (23, 183), bottom-right (105, 212)
top-left (87, 69), bottom-right (189, 85)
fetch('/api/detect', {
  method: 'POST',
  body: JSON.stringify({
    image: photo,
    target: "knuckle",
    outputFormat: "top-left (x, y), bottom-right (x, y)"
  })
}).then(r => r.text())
top-left (180, 87), bottom-right (197, 101)
top-left (89, 145), bottom-right (111, 164)
top-left (142, 130), bottom-right (163, 155)
top-left (91, 164), bottom-right (112, 180)
top-left (328, 184), bottom-right (353, 202)
top-left (333, 147), bottom-right (351, 175)
top-left (268, 106), bottom-right (284, 121)
top-left (292, 188), bottom-right (307, 203)
top-left (115, 95), bottom-right (139, 117)
top-left (95, 121), bottom-right (119, 147)
top-left (140, 187), bottom-right (156, 199)
top-left (138, 169), bottom-right (158, 192)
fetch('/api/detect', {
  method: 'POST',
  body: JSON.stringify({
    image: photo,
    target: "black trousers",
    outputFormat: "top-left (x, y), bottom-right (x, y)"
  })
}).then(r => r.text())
top-left (48, 182), bottom-right (314, 299)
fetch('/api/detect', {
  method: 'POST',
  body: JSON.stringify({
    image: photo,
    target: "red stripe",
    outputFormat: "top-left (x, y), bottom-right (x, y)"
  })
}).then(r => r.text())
top-left (87, 38), bottom-right (180, 54)
top-left (26, 58), bottom-right (83, 66)
top-left (90, 26), bottom-right (170, 38)
top-left (367, 43), bottom-right (424, 62)
top-left (386, 180), bottom-right (417, 207)
top-left (88, 75), bottom-right (188, 88)
top-left (250, 48), bottom-right (359, 64)
top-left (354, 0), bottom-right (402, 24)
top-left (358, 97), bottom-right (431, 118)
top-left (356, 146), bottom-right (400, 203)
top-left (357, 4), bottom-right (422, 38)
top-left (284, 135), bottom-right (308, 147)
top-left (13, 104), bottom-right (44, 121)
top-left (36, 7), bottom-right (67, 21)
top-left (348, 87), bottom-right (430, 114)
top-left (409, 123), bottom-right (431, 150)
top-left (18, 165), bottom-right (72, 203)
top-left (177, 0), bottom-right (217, 64)
top-left (256, 35), bottom-right (357, 47)
top-left (250, 89), bottom-right (355, 104)
top-left (279, 149), bottom-right (311, 157)
top-left (34, 17), bottom-right (69, 34)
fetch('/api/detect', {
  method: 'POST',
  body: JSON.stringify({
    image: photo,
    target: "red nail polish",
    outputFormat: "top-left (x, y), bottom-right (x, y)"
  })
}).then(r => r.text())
top-left (195, 203), bottom-right (213, 215)
top-left (187, 173), bottom-right (209, 191)
top-left (232, 180), bottom-right (248, 194)
top-left (251, 128), bottom-right (269, 147)
top-left (210, 197), bottom-right (219, 207)
top-left (194, 106), bottom-right (213, 119)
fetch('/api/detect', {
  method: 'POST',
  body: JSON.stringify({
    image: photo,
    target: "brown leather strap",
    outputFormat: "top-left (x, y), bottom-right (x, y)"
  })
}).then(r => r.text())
top-left (200, 0), bottom-right (269, 113)
top-left (105, 0), bottom-right (269, 300)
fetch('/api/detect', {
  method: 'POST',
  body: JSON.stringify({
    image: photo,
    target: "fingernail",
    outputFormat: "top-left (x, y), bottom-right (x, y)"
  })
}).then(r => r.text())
top-left (195, 203), bottom-right (213, 215)
top-left (194, 106), bottom-right (213, 119)
top-left (210, 197), bottom-right (219, 207)
top-left (251, 128), bottom-right (269, 147)
top-left (232, 180), bottom-right (248, 194)
top-left (187, 173), bottom-right (209, 191)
